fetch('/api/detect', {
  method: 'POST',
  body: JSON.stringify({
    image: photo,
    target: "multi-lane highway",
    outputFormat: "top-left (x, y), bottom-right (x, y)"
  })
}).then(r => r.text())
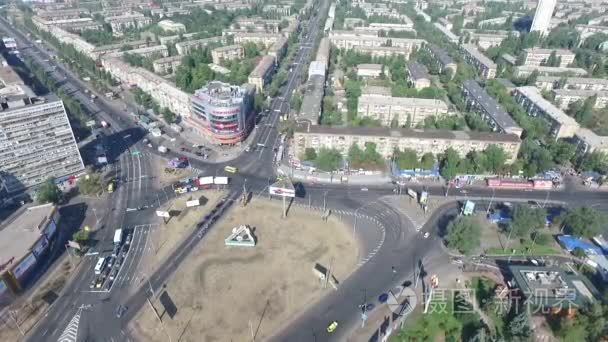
top-left (4, 3), bottom-right (608, 341)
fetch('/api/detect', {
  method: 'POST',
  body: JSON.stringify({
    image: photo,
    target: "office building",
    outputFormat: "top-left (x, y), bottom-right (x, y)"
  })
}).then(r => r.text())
top-left (152, 55), bottom-right (183, 75)
top-left (188, 81), bottom-right (255, 145)
top-left (293, 126), bottom-right (521, 163)
top-left (356, 64), bottom-right (383, 78)
top-left (357, 87), bottom-right (449, 127)
top-left (514, 65), bottom-right (588, 78)
top-left (248, 55), bottom-right (276, 91)
top-left (553, 89), bottom-right (608, 109)
top-left (523, 48), bottom-right (575, 67)
top-left (530, 0), bottom-right (557, 35)
top-left (424, 44), bottom-right (457, 75)
top-left (460, 44), bottom-right (497, 79)
top-left (407, 63), bottom-right (431, 90)
top-left (0, 94), bottom-right (84, 192)
top-left (0, 204), bottom-right (60, 303)
top-left (462, 80), bottom-right (523, 137)
top-left (513, 86), bottom-right (579, 138)
top-left (211, 45), bottom-right (244, 65)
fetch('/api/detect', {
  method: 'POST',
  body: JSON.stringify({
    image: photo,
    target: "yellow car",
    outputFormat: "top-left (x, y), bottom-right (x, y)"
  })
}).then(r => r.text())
top-left (107, 181), bottom-right (114, 193)
top-left (327, 321), bottom-right (338, 333)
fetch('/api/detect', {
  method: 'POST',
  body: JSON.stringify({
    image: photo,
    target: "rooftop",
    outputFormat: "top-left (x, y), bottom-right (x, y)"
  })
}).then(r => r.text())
top-left (427, 44), bottom-right (455, 66)
top-left (509, 265), bottom-right (598, 308)
top-left (515, 65), bottom-right (588, 76)
top-left (299, 75), bottom-right (324, 124)
top-left (357, 63), bottom-right (382, 71)
top-left (516, 86), bottom-right (579, 126)
top-left (407, 62), bottom-right (430, 80)
top-left (212, 44), bottom-right (243, 52)
top-left (461, 44), bottom-right (497, 68)
top-left (0, 204), bottom-right (55, 267)
top-left (524, 48), bottom-right (575, 55)
top-left (463, 80), bottom-right (520, 130)
top-left (575, 128), bottom-right (608, 149)
top-left (553, 89), bottom-right (608, 97)
top-left (249, 55), bottom-right (274, 78)
top-left (194, 81), bottom-right (249, 103)
top-left (295, 125), bottom-right (521, 143)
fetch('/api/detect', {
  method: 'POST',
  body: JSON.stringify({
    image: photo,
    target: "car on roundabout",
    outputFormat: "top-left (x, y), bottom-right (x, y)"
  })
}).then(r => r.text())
top-left (327, 321), bottom-right (338, 333)
top-left (423, 232), bottom-right (430, 239)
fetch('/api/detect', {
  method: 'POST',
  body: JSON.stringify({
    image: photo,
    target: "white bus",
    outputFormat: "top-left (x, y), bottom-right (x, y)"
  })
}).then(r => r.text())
top-left (94, 257), bottom-right (107, 275)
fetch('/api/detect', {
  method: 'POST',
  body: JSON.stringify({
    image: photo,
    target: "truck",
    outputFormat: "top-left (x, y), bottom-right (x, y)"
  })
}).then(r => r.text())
top-left (113, 229), bottom-right (123, 245)
top-left (158, 145), bottom-right (168, 153)
top-left (100, 120), bottom-right (108, 128)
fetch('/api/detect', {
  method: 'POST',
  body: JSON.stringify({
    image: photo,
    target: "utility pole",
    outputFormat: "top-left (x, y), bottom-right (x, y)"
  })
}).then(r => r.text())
top-left (486, 188), bottom-right (495, 214)
top-left (282, 195), bottom-right (287, 218)
top-left (323, 191), bottom-right (327, 212)
top-left (503, 227), bottom-right (514, 252)
top-left (542, 190), bottom-right (550, 208)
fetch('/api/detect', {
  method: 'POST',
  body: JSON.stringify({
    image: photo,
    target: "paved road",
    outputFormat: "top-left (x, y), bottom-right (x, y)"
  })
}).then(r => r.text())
top-left (4, 6), bottom-right (608, 342)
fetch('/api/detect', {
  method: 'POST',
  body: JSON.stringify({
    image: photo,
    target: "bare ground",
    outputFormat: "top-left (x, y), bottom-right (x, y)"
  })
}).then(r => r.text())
top-left (130, 198), bottom-right (358, 342)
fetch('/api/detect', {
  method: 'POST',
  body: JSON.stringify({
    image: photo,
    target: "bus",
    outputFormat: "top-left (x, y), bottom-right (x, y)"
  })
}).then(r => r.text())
top-left (224, 166), bottom-right (238, 173)
top-left (107, 180), bottom-right (114, 193)
top-left (94, 257), bottom-right (107, 275)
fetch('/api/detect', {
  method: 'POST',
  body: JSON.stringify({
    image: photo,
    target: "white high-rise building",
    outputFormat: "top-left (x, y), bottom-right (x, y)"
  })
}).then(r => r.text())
top-left (530, 0), bottom-right (557, 35)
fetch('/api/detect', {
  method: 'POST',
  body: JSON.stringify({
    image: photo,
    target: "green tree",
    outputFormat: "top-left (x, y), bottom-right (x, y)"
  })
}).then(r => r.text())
top-left (37, 178), bottom-right (62, 204)
top-left (162, 108), bottom-right (177, 123)
top-left (72, 229), bottom-right (90, 243)
top-left (304, 148), bottom-right (317, 161)
top-left (315, 148), bottom-right (343, 171)
top-left (549, 140), bottom-right (576, 165)
top-left (445, 216), bottom-right (481, 255)
top-left (508, 311), bottom-right (532, 340)
top-left (509, 205), bottom-right (546, 237)
top-left (439, 148), bottom-right (462, 180)
top-left (77, 171), bottom-right (102, 196)
top-left (394, 148), bottom-right (419, 169)
top-left (420, 153), bottom-right (435, 170)
top-left (483, 145), bottom-right (507, 174)
top-left (572, 247), bottom-right (587, 259)
top-left (563, 207), bottom-right (605, 238)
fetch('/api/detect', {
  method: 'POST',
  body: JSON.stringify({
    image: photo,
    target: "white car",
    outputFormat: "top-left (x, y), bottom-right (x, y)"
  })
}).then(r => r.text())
top-left (360, 188), bottom-right (368, 191)
top-left (423, 232), bottom-right (430, 239)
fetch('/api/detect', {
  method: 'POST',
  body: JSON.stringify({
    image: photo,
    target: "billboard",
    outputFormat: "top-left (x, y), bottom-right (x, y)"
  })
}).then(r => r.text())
top-left (462, 200), bottom-right (475, 216)
top-left (406, 188), bottom-right (418, 199)
top-left (44, 218), bottom-right (57, 239)
top-left (186, 199), bottom-right (200, 207)
top-left (32, 236), bottom-right (49, 258)
top-left (13, 253), bottom-right (37, 279)
top-left (269, 186), bottom-right (295, 197)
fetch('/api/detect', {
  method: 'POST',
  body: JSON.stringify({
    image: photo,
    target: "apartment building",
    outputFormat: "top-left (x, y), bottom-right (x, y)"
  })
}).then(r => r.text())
top-left (31, 16), bottom-right (102, 33)
top-left (268, 37), bottom-right (288, 64)
top-left (35, 8), bottom-right (88, 20)
top-left (152, 55), bottom-right (183, 75)
top-left (356, 64), bottom-right (383, 78)
top-left (535, 76), bottom-right (608, 91)
top-left (424, 44), bottom-right (457, 75)
top-left (357, 87), bottom-right (449, 127)
top-left (299, 75), bottom-right (325, 125)
top-left (115, 45), bottom-right (169, 59)
top-left (151, 7), bottom-right (191, 18)
top-left (90, 40), bottom-right (150, 59)
top-left (211, 45), bottom-right (244, 65)
top-left (33, 24), bottom-right (96, 57)
top-left (308, 61), bottom-right (326, 78)
top-left (232, 32), bottom-right (282, 46)
top-left (158, 20), bottom-right (186, 33)
top-left (460, 44), bottom-right (497, 79)
top-left (0, 94), bottom-right (84, 192)
top-left (523, 48), bottom-right (575, 67)
top-left (316, 37), bottom-right (330, 65)
top-left (433, 23), bottom-right (459, 43)
top-left (262, 4), bottom-right (291, 16)
top-left (407, 63), bottom-right (431, 90)
top-left (293, 125), bottom-right (521, 163)
top-left (101, 57), bottom-right (191, 117)
top-left (329, 32), bottom-right (425, 51)
top-left (175, 37), bottom-right (223, 55)
top-left (465, 32), bottom-right (509, 50)
top-left (105, 12), bottom-right (151, 36)
top-left (368, 21), bottom-right (414, 31)
top-left (514, 65), bottom-right (588, 78)
top-left (573, 128), bottom-right (608, 155)
top-left (553, 89), bottom-right (608, 109)
top-left (159, 32), bottom-right (200, 45)
top-left (462, 80), bottom-right (523, 137)
top-left (513, 86), bottom-right (579, 138)
top-left (248, 55), bottom-right (276, 91)
top-left (353, 46), bottom-right (413, 59)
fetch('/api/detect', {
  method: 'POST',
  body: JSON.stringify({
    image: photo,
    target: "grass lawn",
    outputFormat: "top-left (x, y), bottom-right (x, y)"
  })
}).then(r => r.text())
top-left (486, 242), bottom-right (560, 256)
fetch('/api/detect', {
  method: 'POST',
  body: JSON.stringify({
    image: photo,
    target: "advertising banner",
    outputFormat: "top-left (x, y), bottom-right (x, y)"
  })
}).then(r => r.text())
top-left (419, 191), bottom-right (428, 205)
top-left (463, 200), bottom-right (476, 216)
top-left (13, 253), bottom-right (37, 279)
top-left (186, 200), bottom-right (200, 207)
top-left (406, 188), bottom-right (418, 199)
top-left (156, 211), bottom-right (170, 218)
top-left (214, 177), bottom-right (229, 185)
top-left (269, 186), bottom-right (295, 197)
top-left (32, 236), bottom-right (49, 258)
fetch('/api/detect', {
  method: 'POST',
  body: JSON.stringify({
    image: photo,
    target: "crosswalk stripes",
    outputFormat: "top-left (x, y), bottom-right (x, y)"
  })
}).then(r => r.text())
top-left (57, 307), bottom-right (82, 342)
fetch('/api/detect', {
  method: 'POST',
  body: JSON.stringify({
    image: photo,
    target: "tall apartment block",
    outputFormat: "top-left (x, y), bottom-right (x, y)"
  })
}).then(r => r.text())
top-left (0, 96), bottom-right (85, 192)
top-left (530, 0), bottom-right (556, 35)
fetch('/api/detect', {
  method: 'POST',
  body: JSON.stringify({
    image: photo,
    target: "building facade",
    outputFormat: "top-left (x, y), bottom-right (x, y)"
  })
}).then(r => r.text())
top-left (293, 126), bottom-right (521, 162)
top-left (523, 48), bottom-right (575, 67)
top-left (530, 0), bottom-right (557, 35)
top-left (407, 62), bottom-right (431, 89)
top-left (248, 55), bottom-right (276, 91)
top-left (356, 64), bottom-right (383, 78)
top-left (211, 45), bottom-right (244, 65)
top-left (0, 98), bottom-right (84, 192)
top-left (460, 44), bottom-right (497, 79)
top-left (513, 86), bottom-right (580, 138)
top-left (553, 89), bottom-right (608, 109)
top-left (424, 44), bottom-right (457, 75)
top-left (152, 55), bottom-right (183, 75)
top-left (188, 81), bottom-right (255, 145)
top-left (175, 37), bottom-right (223, 56)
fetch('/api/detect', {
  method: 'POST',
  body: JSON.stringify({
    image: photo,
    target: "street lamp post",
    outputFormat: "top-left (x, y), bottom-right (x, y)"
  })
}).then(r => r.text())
top-left (486, 188), bottom-right (495, 214)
